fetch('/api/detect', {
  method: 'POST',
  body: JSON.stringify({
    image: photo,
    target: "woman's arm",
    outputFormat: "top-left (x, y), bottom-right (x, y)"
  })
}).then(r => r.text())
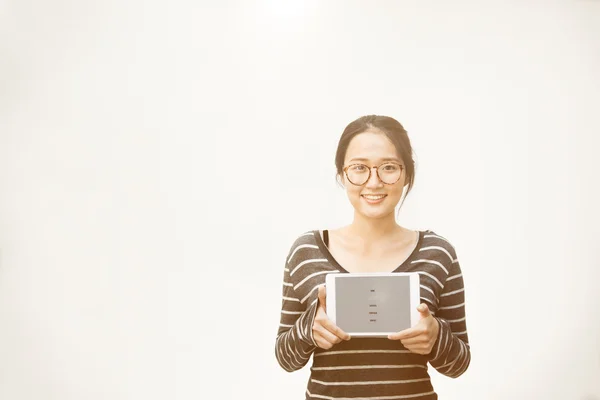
top-left (274, 242), bottom-right (319, 372)
top-left (428, 256), bottom-right (471, 378)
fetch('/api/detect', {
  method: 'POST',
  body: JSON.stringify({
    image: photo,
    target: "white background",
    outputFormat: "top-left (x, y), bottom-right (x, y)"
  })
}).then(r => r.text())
top-left (1, 1), bottom-right (599, 399)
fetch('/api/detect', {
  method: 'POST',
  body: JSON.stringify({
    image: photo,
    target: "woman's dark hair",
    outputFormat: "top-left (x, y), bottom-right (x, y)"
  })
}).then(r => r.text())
top-left (335, 115), bottom-right (416, 209)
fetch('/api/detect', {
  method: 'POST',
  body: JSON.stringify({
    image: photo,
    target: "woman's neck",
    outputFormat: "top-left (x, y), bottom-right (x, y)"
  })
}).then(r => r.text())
top-left (346, 212), bottom-right (404, 245)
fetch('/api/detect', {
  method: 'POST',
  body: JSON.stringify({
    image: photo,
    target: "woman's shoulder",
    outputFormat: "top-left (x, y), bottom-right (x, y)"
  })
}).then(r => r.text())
top-left (284, 229), bottom-right (326, 266)
top-left (285, 229), bottom-right (322, 251)
top-left (418, 229), bottom-right (458, 257)
top-left (290, 229), bottom-right (321, 243)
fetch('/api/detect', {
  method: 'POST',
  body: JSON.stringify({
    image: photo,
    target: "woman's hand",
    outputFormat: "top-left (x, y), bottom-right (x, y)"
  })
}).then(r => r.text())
top-left (312, 285), bottom-right (351, 349)
top-left (388, 304), bottom-right (439, 355)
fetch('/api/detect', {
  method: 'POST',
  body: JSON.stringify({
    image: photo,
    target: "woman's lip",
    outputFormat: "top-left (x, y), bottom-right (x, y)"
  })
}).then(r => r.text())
top-left (361, 194), bottom-right (387, 203)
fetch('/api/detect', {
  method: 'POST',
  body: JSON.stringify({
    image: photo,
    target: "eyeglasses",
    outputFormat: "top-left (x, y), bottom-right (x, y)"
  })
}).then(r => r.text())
top-left (343, 162), bottom-right (404, 186)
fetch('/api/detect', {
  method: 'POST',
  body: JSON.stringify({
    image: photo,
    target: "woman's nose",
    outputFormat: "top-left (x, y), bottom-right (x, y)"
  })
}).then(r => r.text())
top-left (365, 166), bottom-right (383, 187)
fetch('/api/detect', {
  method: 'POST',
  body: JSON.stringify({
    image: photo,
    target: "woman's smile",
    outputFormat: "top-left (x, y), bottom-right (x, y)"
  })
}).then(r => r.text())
top-left (361, 194), bottom-right (387, 204)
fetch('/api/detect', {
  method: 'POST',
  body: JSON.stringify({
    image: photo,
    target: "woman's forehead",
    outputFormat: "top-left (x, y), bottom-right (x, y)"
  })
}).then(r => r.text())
top-left (345, 132), bottom-right (401, 162)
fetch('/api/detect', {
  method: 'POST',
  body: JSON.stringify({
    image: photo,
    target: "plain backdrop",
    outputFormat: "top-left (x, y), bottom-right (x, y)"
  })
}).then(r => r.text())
top-left (1, 1), bottom-right (599, 399)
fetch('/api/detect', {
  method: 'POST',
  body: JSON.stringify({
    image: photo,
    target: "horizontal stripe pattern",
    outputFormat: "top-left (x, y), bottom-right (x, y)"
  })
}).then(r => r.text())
top-left (275, 229), bottom-right (470, 399)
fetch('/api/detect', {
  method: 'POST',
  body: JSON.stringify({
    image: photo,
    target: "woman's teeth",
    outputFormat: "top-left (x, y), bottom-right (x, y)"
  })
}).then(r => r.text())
top-left (362, 194), bottom-right (386, 200)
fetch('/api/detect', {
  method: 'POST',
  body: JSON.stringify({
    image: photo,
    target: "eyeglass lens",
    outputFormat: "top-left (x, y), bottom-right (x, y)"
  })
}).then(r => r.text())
top-left (346, 163), bottom-right (401, 185)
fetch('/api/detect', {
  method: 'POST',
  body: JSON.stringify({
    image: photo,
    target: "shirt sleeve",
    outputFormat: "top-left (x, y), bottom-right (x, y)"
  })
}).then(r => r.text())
top-left (274, 243), bottom-right (319, 372)
top-left (427, 252), bottom-right (471, 378)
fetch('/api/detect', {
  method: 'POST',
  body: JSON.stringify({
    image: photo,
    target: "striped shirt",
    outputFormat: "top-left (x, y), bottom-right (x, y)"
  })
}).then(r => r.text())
top-left (275, 229), bottom-right (471, 400)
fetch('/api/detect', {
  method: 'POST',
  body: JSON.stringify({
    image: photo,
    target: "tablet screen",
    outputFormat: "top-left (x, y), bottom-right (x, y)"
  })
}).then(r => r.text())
top-left (335, 275), bottom-right (413, 334)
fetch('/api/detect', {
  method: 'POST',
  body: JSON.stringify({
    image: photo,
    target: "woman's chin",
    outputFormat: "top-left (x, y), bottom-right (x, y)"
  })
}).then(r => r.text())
top-left (357, 207), bottom-right (394, 220)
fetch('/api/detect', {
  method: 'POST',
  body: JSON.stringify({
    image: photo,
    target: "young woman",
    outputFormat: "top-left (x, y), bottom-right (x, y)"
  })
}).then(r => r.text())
top-left (275, 115), bottom-right (470, 399)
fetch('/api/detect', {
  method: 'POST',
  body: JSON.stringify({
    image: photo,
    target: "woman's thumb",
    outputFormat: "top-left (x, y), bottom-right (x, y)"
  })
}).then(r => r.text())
top-left (417, 303), bottom-right (431, 317)
top-left (317, 285), bottom-right (327, 308)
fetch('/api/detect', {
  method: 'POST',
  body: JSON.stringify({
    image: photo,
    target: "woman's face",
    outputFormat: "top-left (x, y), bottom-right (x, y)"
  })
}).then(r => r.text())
top-left (341, 131), bottom-right (406, 221)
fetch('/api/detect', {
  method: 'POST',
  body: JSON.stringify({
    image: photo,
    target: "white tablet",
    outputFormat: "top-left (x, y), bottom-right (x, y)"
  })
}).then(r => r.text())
top-left (325, 272), bottom-right (421, 337)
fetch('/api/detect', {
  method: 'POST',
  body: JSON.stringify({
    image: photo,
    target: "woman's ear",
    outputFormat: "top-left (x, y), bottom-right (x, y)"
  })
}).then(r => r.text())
top-left (336, 173), bottom-right (345, 189)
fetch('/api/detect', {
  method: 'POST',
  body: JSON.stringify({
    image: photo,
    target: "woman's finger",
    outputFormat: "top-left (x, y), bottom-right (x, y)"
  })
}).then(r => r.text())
top-left (403, 344), bottom-right (426, 354)
top-left (315, 330), bottom-right (339, 349)
top-left (388, 327), bottom-right (420, 341)
top-left (401, 336), bottom-right (428, 346)
top-left (314, 334), bottom-right (333, 349)
top-left (321, 318), bottom-right (351, 341)
top-left (404, 341), bottom-right (434, 354)
top-left (315, 324), bottom-right (341, 345)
